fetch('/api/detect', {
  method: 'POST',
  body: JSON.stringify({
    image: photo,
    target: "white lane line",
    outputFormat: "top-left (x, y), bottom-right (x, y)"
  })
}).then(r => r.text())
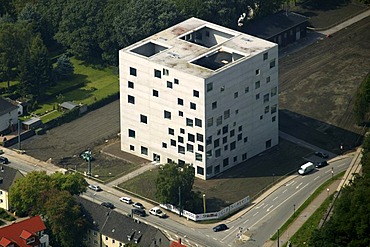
top-left (244, 219), bottom-right (249, 224)
top-left (221, 226), bottom-right (235, 241)
top-left (296, 182), bottom-right (303, 189)
top-left (255, 203), bottom-right (264, 209)
top-left (282, 189), bottom-right (287, 194)
top-left (325, 170), bottom-right (330, 174)
top-left (273, 196), bottom-right (278, 201)
top-left (206, 235), bottom-right (210, 238)
top-left (285, 181), bottom-right (294, 186)
top-left (267, 205), bottom-right (274, 212)
top-left (263, 204), bottom-right (269, 209)
top-left (314, 176), bottom-right (320, 181)
top-left (253, 211), bottom-right (259, 217)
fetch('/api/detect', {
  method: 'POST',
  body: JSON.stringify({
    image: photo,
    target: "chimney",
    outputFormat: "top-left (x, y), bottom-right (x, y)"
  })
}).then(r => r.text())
top-left (178, 238), bottom-right (181, 244)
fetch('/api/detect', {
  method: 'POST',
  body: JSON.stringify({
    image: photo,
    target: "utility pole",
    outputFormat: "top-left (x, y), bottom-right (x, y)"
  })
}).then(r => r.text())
top-left (277, 228), bottom-right (280, 247)
top-left (178, 186), bottom-right (182, 217)
top-left (18, 119), bottom-right (21, 150)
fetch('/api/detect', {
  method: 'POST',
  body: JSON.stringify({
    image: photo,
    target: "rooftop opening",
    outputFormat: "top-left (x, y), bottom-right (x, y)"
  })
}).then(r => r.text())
top-left (131, 41), bottom-right (168, 57)
top-left (179, 26), bottom-right (235, 48)
top-left (191, 47), bottom-right (244, 70)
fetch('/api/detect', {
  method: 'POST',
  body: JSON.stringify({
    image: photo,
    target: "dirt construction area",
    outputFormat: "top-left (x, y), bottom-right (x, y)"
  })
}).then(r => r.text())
top-left (15, 6), bottom-right (370, 209)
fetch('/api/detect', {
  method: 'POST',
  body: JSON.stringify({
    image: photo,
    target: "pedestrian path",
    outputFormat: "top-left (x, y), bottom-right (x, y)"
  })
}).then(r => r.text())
top-left (106, 162), bottom-right (156, 186)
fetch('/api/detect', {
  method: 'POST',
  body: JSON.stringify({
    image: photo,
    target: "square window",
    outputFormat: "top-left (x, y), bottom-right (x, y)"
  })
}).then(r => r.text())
top-left (223, 158), bottom-right (229, 167)
top-left (266, 139), bottom-right (272, 149)
top-left (164, 110), bottom-right (171, 119)
top-left (187, 144), bottom-right (194, 153)
top-left (141, 146), bottom-right (148, 155)
top-left (178, 98), bottom-right (184, 105)
top-left (238, 125), bottom-right (242, 132)
top-left (272, 116), bottom-right (276, 122)
top-left (215, 148), bottom-right (221, 157)
top-left (265, 105), bottom-right (270, 113)
top-left (162, 142), bottom-right (167, 148)
top-left (193, 90), bottom-right (199, 97)
top-left (197, 166), bottom-right (204, 175)
top-left (130, 145), bottom-right (135, 151)
top-left (242, 153), bottom-right (247, 160)
top-left (223, 136), bottom-right (227, 144)
top-left (197, 133), bottom-right (203, 142)
top-left (230, 129), bottom-right (235, 137)
top-left (180, 128), bottom-right (185, 134)
top-left (178, 145), bottom-right (185, 154)
top-left (260, 115), bottom-right (263, 120)
top-left (256, 93), bottom-right (260, 100)
top-left (264, 93), bottom-right (270, 103)
top-left (186, 118), bottom-right (193, 127)
top-left (255, 81), bottom-right (260, 89)
top-left (128, 129), bottom-right (135, 138)
top-left (154, 69), bottom-right (161, 78)
top-left (270, 59), bottom-right (276, 69)
top-left (188, 133), bottom-right (195, 142)
top-left (128, 81), bottom-right (134, 88)
top-left (140, 114), bottom-right (147, 124)
top-left (178, 136), bottom-right (184, 143)
top-left (179, 111), bottom-right (183, 117)
top-left (178, 159), bottom-right (185, 166)
top-left (271, 104), bottom-right (277, 114)
top-left (198, 144), bottom-right (204, 152)
top-left (263, 52), bottom-right (268, 61)
top-left (171, 139), bottom-right (176, 146)
top-left (217, 129), bottom-right (221, 135)
top-left (222, 125), bottom-right (228, 134)
top-left (206, 136), bottom-right (212, 145)
top-left (190, 102), bottom-right (196, 110)
top-left (214, 138), bottom-right (220, 148)
top-left (220, 86), bottom-right (225, 92)
top-left (168, 128), bottom-right (174, 135)
top-left (255, 69), bottom-right (260, 75)
top-left (206, 150), bottom-right (213, 159)
top-left (224, 145), bottom-right (228, 151)
top-left (195, 118), bottom-right (202, 127)
top-left (167, 81), bottom-right (173, 88)
top-left (234, 92), bottom-right (238, 98)
top-left (244, 136), bottom-right (248, 143)
top-left (163, 68), bottom-right (169, 75)
top-left (196, 153), bottom-right (203, 161)
top-left (271, 87), bottom-right (277, 97)
top-left (245, 86), bottom-right (249, 93)
top-left (216, 116), bottom-right (222, 126)
top-left (235, 109), bottom-right (239, 115)
top-left (233, 156), bottom-right (238, 162)
top-left (130, 67), bottom-right (137, 76)
top-left (237, 133), bottom-right (242, 141)
top-left (230, 141), bottom-right (236, 150)
top-left (207, 82), bottom-right (213, 92)
top-left (212, 101), bottom-right (217, 110)
top-left (207, 118), bottom-right (213, 127)
top-left (174, 78), bottom-right (179, 84)
top-left (266, 76), bottom-right (271, 83)
top-left (153, 90), bottom-right (159, 97)
top-left (128, 95), bottom-right (135, 104)
top-left (224, 109), bottom-right (230, 119)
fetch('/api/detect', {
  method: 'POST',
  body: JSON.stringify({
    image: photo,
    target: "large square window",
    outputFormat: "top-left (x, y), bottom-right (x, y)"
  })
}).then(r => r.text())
top-left (154, 69), bottom-right (161, 78)
top-left (190, 102), bottom-right (196, 110)
top-left (197, 133), bottom-right (203, 142)
top-left (207, 82), bottom-right (213, 92)
top-left (164, 110), bottom-right (171, 119)
top-left (128, 129), bottom-right (135, 138)
top-left (197, 166), bottom-right (204, 175)
top-left (178, 98), bottom-right (183, 105)
top-left (153, 90), bottom-right (159, 97)
top-left (141, 146), bottom-right (148, 155)
top-left (178, 145), bottom-right (185, 154)
top-left (195, 118), bottom-right (202, 127)
top-left (130, 67), bottom-right (137, 76)
top-left (186, 118), bottom-right (193, 127)
top-left (188, 133), bottom-right (195, 142)
top-left (128, 95), bottom-right (135, 104)
top-left (187, 144), bottom-right (194, 153)
top-left (212, 101), bottom-right (217, 109)
top-left (128, 81), bottom-right (134, 88)
top-left (193, 90), bottom-right (199, 97)
top-left (140, 114), bottom-right (147, 124)
top-left (167, 81), bottom-right (173, 88)
top-left (168, 128), bottom-right (174, 135)
top-left (270, 59), bottom-right (276, 68)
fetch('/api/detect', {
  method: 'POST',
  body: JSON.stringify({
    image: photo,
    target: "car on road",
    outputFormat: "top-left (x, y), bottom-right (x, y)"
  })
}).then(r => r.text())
top-left (132, 208), bottom-right (146, 217)
top-left (149, 207), bottom-right (166, 218)
top-left (314, 151), bottom-right (328, 159)
top-left (88, 184), bottom-right (102, 192)
top-left (119, 196), bottom-right (132, 204)
top-left (0, 156), bottom-right (9, 164)
top-left (213, 224), bottom-right (228, 232)
top-left (132, 202), bottom-right (144, 209)
top-left (101, 202), bottom-right (114, 209)
top-left (315, 161), bottom-right (329, 168)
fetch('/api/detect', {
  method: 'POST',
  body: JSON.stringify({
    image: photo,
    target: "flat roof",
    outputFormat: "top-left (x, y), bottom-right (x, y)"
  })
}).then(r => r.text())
top-left (120, 17), bottom-right (277, 79)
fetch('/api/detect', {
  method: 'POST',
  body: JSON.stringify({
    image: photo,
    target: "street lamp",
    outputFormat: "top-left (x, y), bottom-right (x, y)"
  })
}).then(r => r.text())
top-left (293, 204), bottom-right (296, 217)
top-left (202, 194), bottom-right (206, 214)
top-left (327, 188), bottom-right (330, 197)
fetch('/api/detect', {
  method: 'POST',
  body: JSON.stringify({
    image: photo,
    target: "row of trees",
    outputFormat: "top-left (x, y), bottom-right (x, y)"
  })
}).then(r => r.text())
top-left (354, 74), bottom-right (370, 125)
top-left (310, 134), bottom-right (370, 246)
top-left (9, 171), bottom-right (89, 247)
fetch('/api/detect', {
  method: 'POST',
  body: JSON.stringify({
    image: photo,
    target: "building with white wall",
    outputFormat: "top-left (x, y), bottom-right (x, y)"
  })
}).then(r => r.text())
top-left (119, 18), bottom-right (278, 180)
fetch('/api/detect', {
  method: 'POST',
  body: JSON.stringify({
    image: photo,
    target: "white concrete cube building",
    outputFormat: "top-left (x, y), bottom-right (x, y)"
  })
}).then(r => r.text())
top-left (119, 18), bottom-right (278, 180)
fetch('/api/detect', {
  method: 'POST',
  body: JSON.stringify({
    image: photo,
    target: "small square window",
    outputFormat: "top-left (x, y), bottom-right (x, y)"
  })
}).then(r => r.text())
top-left (270, 59), bottom-right (276, 69)
top-left (223, 158), bottom-right (229, 167)
top-left (162, 142), bottom-right (167, 148)
top-left (140, 114), bottom-right (147, 124)
top-left (271, 87), bottom-right (277, 97)
top-left (233, 156), bottom-right (238, 162)
top-left (244, 136), bottom-right (248, 143)
top-left (128, 81), bottom-right (134, 88)
top-left (234, 92), bottom-right (238, 98)
top-left (178, 98), bottom-right (184, 105)
top-left (167, 81), bottom-right (173, 88)
top-left (154, 69), bottom-right (161, 78)
top-left (197, 166), bottom-right (204, 175)
top-left (207, 118), bottom-right (213, 127)
top-left (178, 145), bottom-right (185, 154)
top-left (153, 90), bottom-right (159, 97)
top-left (220, 86), bottom-right (225, 92)
top-left (216, 116), bottom-right (222, 126)
top-left (214, 138), bottom-right (220, 148)
top-left (130, 145), bottom-right (135, 151)
top-left (235, 109), bottom-right (239, 115)
top-left (163, 68), bottom-right (169, 75)
top-left (128, 129), bottom-right (135, 138)
top-left (171, 139), bottom-right (176, 146)
top-left (186, 118), bottom-right (193, 127)
top-left (230, 129), bottom-right (235, 137)
top-left (174, 78), bottom-right (179, 84)
top-left (190, 102), bottom-right (196, 110)
top-left (242, 153), bottom-right (247, 160)
top-left (230, 141), bottom-right (236, 150)
top-left (256, 93), bottom-right (260, 100)
top-left (130, 67), bottom-right (137, 76)
top-left (180, 128), bottom-right (185, 134)
top-left (196, 153), bottom-right (203, 161)
top-left (178, 136), bottom-right (184, 143)
top-left (223, 136), bottom-right (227, 144)
top-left (224, 110), bottom-right (230, 119)
top-left (164, 110), bottom-right (171, 119)
top-left (197, 133), bottom-right (203, 142)
top-left (217, 129), bottom-right (221, 135)
top-left (187, 144), bottom-right (194, 153)
top-left (255, 81), bottom-right (260, 89)
top-left (266, 76), bottom-right (271, 83)
top-left (271, 104), bottom-right (277, 114)
top-left (272, 116), bottom-right (276, 122)
top-left (215, 148), bottom-right (221, 157)
top-left (264, 93), bottom-right (270, 103)
top-left (128, 95), bottom-right (135, 104)
top-left (222, 125), bottom-right (228, 134)
top-left (212, 101), bottom-right (217, 110)
top-left (265, 105), bottom-right (270, 113)
top-left (141, 146), bottom-right (148, 155)
top-left (193, 90), bottom-right (199, 97)
top-left (237, 133), bottom-right (242, 141)
top-left (188, 133), bottom-right (195, 142)
top-left (168, 128), bottom-right (174, 135)
top-left (224, 145), bottom-right (228, 151)
top-left (263, 52), bottom-right (268, 61)
top-left (245, 86), bottom-right (249, 93)
top-left (260, 115), bottom-right (263, 120)
top-left (238, 125), bottom-right (242, 132)
top-left (255, 69), bottom-right (260, 75)
top-left (179, 111), bottom-right (183, 116)
top-left (195, 118), bottom-right (202, 127)
top-left (198, 144), bottom-right (204, 152)
top-left (207, 82), bottom-right (213, 92)
top-left (206, 136), bottom-right (212, 145)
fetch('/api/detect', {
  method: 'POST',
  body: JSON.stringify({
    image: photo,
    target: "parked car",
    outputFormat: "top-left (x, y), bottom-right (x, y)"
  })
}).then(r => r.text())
top-left (88, 184), bottom-right (102, 192)
top-left (132, 202), bottom-right (144, 209)
top-left (213, 224), bottom-right (228, 232)
top-left (314, 151), bottom-right (328, 159)
top-left (132, 208), bottom-right (146, 217)
top-left (0, 156), bottom-right (9, 164)
top-left (101, 202), bottom-right (114, 209)
top-left (315, 161), bottom-right (329, 168)
top-left (119, 196), bottom-right (133, 204)
top-left (149, 207), bottom-right (166, 218)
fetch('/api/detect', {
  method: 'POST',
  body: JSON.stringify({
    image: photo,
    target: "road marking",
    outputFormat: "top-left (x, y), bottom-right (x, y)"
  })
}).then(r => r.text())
top-left (325, 170), bottom-right (330, 174)
top-left (213, 237), bottom-right (217, 240)
top-left (282, 189), bottom-right (287, 194)
top-left (267, 205), bottom-right (274, 212)
top-left (244, 219), bottom-right (249, 224)
top-left (273, 196), bottom-right (278, 201)
top-left (285, 181), bottom-right (295, 186)
top-left (314, 176), bottom-right (320, 181)
top-left (263, 204), bottom-right (268, 209)
top-left (253, 211), bottom-right (259, 217)
top-left (221, 226), bottom-right (235, 241)
top-left (255, 203), bottom-right (264, 209)
top-left (206, 235), bottom-right (210, 238)
top-left (296, 182), bottom-right (303, 189)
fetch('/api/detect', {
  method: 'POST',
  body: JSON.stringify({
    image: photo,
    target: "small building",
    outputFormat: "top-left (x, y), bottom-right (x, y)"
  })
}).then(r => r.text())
top-left (0, 165), bottom-right (24, 210)
top-left (244, 11), bottom-right (309, 48)
top-left (22, 117), bottom-right (42, 130)
top-left (0, 98), bottom-right (18, 134)
top-left (0, 215), bottom-right (49, 247)
top-left (60, 101), bottom-right (79, 111)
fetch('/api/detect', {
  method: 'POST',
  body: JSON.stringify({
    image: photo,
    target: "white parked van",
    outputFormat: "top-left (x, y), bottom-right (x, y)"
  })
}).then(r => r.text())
top-left (298, 162), bottom-right (315, 175)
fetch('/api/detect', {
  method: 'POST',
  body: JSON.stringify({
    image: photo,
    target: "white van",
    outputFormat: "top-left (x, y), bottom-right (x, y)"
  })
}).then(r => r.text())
top-left (119, 196), bottom-right (132, 204)
top-left (298, 162), bottom-right (315, 175)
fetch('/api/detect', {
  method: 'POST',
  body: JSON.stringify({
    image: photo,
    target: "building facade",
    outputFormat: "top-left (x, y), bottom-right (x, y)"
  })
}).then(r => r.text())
top-left (119, 18), bottom-right (278, 180)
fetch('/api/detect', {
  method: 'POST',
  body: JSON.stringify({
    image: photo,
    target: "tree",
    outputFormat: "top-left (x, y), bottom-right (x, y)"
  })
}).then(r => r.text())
top-left (49, 172), bottom-right (87, 195)
top-left (54, 54), bottom-right (74, 80)
top-left (354, 75), bottom-right (370, 125)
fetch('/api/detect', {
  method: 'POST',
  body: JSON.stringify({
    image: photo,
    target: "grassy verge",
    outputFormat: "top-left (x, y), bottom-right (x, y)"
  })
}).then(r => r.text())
top-left (270, 171), bottom-right (345, 240)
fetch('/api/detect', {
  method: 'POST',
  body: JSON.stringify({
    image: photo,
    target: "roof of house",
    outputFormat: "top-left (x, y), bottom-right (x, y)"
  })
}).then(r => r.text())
top-left (244, 11), bottom-right (309, 39)
top-left (0, 98), bottom-right (18, 116)
top-left (0, 216), bottom-right (46, 247)
top-left (60, 101), bottom-right (79, 111)
top-left (22, 117), bottom-right (42, 126)
top-left (170, 238), bottom-right (187, 247)
top-left (0, 166), bottom-right (24, 192)
top-left (76, 196), bottom-right (170, 246)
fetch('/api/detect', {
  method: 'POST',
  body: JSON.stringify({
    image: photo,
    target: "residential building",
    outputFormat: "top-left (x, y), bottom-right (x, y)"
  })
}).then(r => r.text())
top-left (77, 196), bottom-right (170, 247)
top-left (0, 215), bottom-right (49, 247)
top-left (119, 17), bottom-right (278, 179)
top-left (0, 166), bottom-right (24, 210)
top-left (0, 98), bottom-right (18, 134)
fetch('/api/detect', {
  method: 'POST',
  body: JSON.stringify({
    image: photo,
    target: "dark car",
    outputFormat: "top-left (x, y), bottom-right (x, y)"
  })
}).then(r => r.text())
top-left (132, 208), bottom-right (146, 217)
top-left (314, 151), bottom-right (328, 159)
top-left (0, 156), bottom-right (9, 164)
top-left (101, 202), bottom-right (115, 209)
top-left (315, 161), bottom-right (329, 168)
top-left (213, 224), bottom-right (227, 232)
top-left (132, 202), bottom-right (144, 209)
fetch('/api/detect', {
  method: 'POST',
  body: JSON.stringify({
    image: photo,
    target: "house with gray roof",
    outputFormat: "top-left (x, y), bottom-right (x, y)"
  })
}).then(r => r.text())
top-left (76, 196), bottom-right (170, 247)
top-left (0, 98), bottom-right (18, 134)
top-left (0, 165), bottom-right (24, 210)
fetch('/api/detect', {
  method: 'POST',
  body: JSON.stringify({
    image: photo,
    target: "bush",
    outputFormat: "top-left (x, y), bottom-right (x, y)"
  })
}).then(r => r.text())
top-left (35, 128), bottom-right (45, 135)
top-left (0, 208), bottom-right (15, 221)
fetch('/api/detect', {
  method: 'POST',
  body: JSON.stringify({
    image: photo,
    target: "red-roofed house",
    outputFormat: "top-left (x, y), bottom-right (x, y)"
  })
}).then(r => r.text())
top-left (170, 238), bottom-right (187, 247)
top-left (0, 216), bottom-right (49, 247)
